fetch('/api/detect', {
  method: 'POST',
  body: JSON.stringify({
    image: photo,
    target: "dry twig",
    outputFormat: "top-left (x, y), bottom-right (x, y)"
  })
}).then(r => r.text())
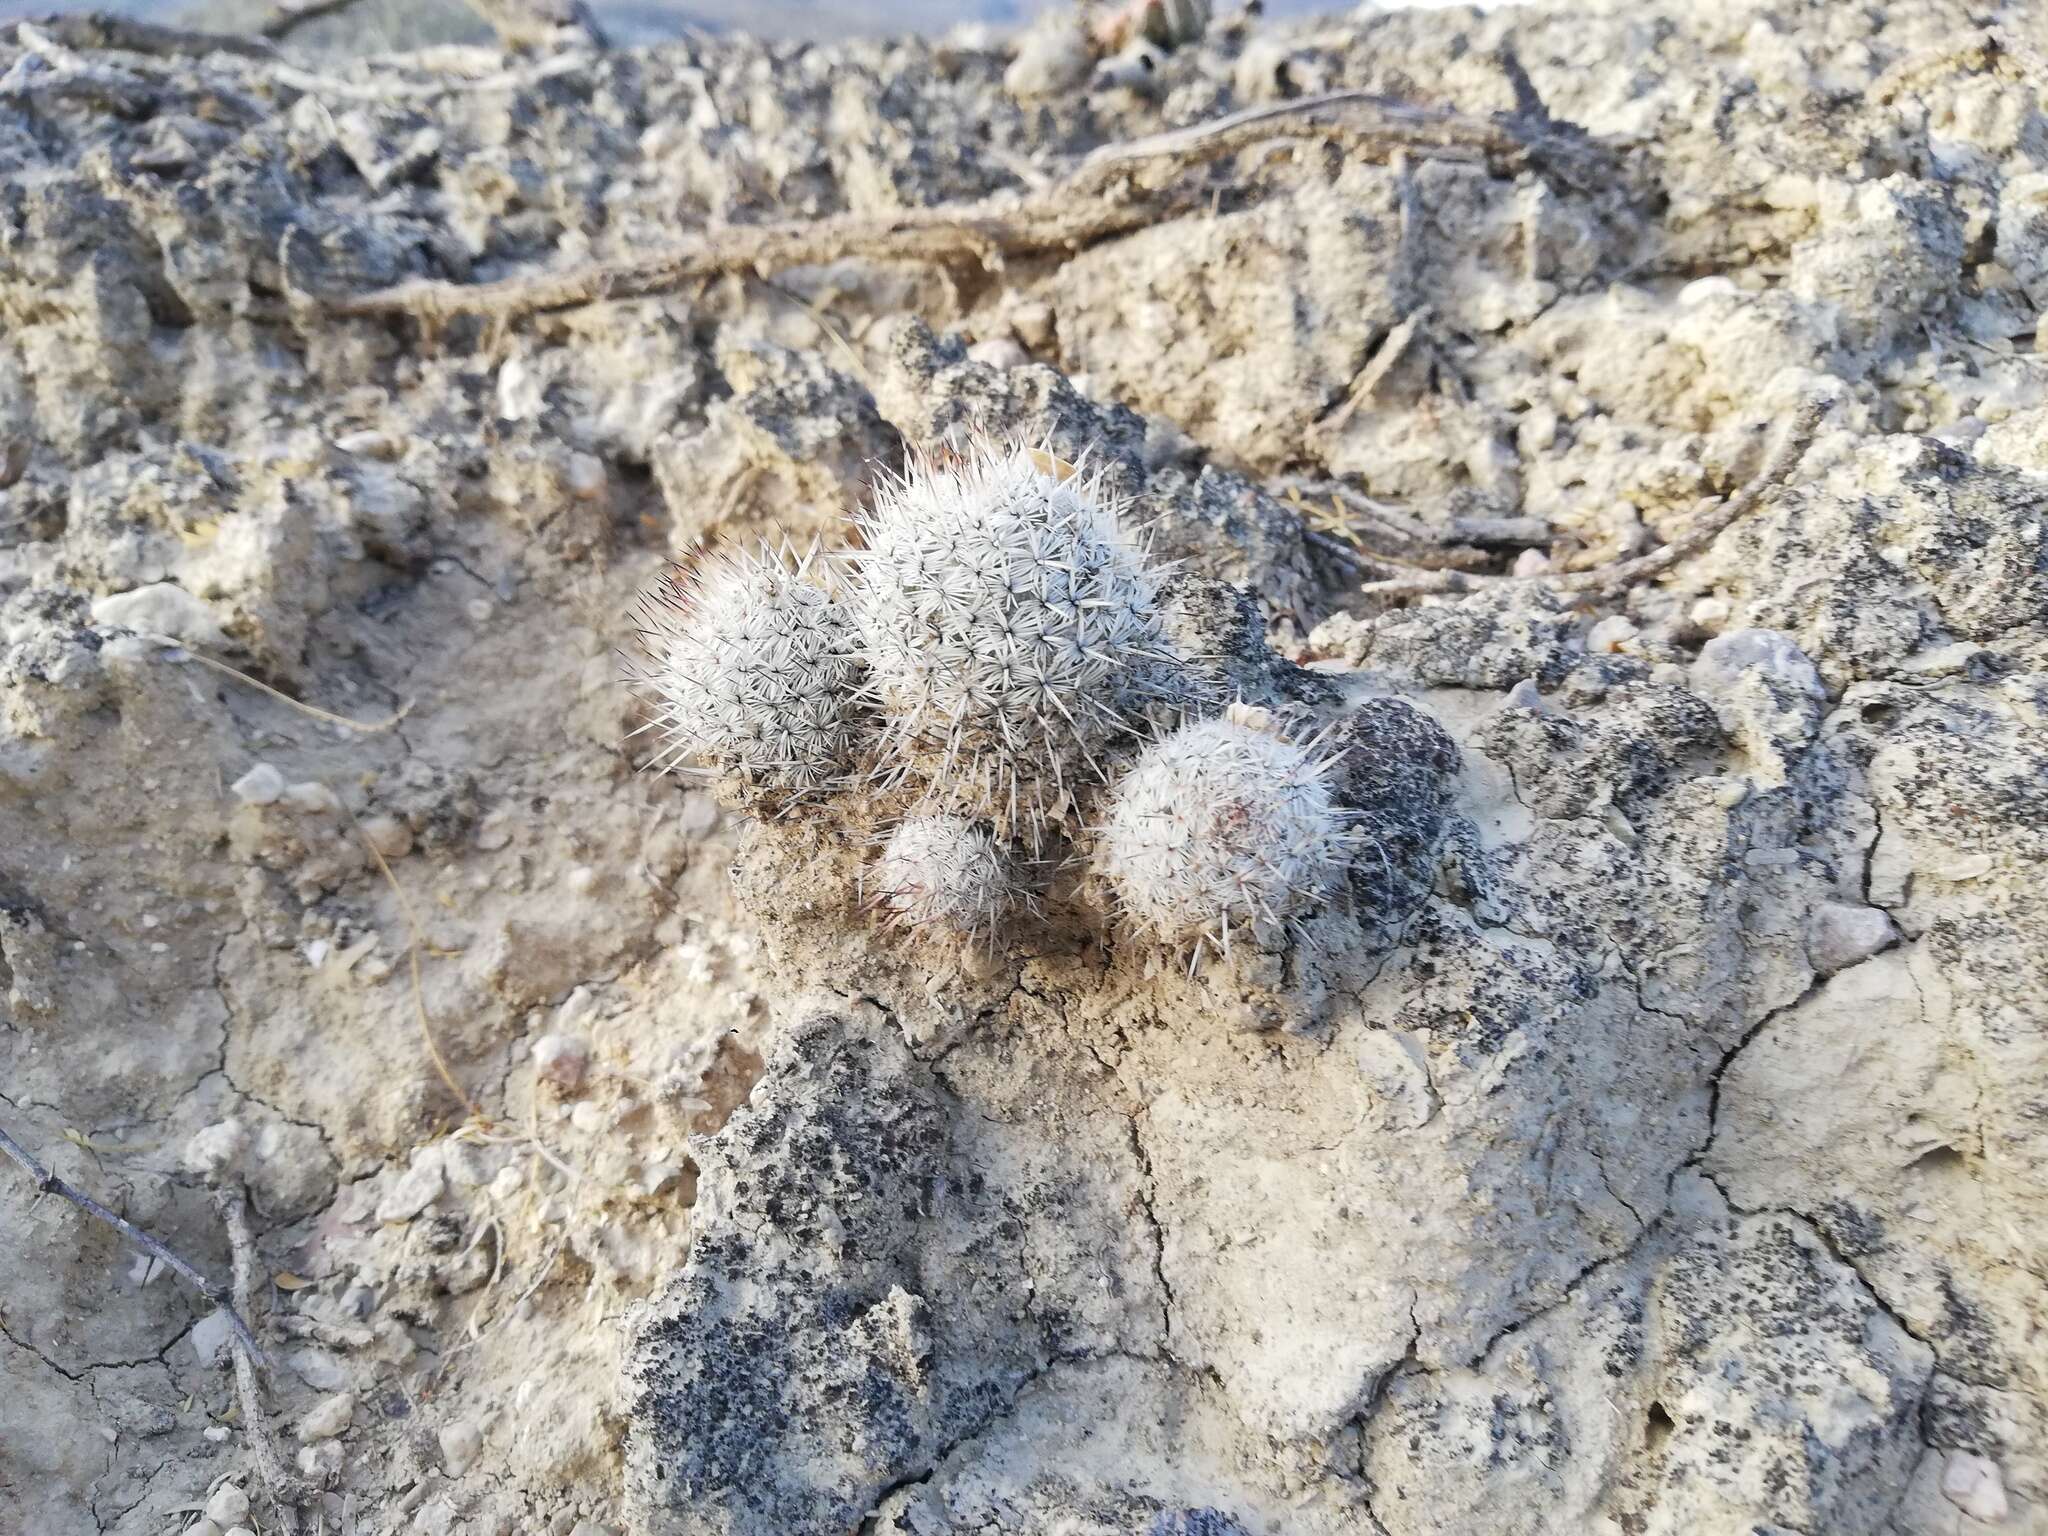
top-left (0, 1119), bottom-right (268, 1363)
top-left (214, 1184), bottom-right (313, 1530)
top-left (260, 0), bottom-right (371, 40)
top-left (1, 13), bottom-right (277, 60)
top-left (1356, 398), bottom-right (1827, 602)
top-left (327, 90), bottom-right (1621, 323)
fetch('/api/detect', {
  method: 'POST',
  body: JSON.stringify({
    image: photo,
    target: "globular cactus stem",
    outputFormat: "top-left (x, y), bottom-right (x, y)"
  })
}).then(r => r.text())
top-left (868, 815), bottom-right (1015, 943)
top-left (631, 540), bottom-right (863, 796)
top-left (1097, 703), bottom-right (1357, 971)
top-left (844, 441), bottom-right (1184, 847)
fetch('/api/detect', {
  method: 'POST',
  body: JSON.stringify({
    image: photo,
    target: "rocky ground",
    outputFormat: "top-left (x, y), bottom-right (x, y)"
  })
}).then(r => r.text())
top-left (0, 1), bottom-right (2044, 1533)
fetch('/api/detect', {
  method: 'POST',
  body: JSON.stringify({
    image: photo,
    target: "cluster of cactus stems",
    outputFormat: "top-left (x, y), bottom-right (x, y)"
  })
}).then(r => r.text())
top-left (633, 442), bottom-right (1360, 964)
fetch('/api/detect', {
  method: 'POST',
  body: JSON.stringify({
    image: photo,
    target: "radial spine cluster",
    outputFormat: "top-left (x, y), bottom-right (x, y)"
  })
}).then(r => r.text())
top-left (634, 541), bottom-right (861, 793)
top-left (844, 443), bottom-right (1181, 843)
top-left (869, 815), bottom-right (1015, 942)
top-left (1097, 709), bottom-right (1355, 963)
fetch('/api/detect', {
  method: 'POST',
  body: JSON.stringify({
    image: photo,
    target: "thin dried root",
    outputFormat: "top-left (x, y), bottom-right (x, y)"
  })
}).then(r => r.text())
top-left (327, 90), bottom-right (1621, 323)
top-left (1357, 399), bottom-right (1827, 603)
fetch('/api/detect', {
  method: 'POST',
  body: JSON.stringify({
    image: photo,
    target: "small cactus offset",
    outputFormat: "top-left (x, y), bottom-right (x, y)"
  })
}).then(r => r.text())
top-left (868, 815), bottom-right (1015, 942)
top-left (844, 442), bottom-right (1182, 844)
top-left (1097, 705), bottom-right (1356, 966)
top-left (632, 541), bottom-right (863, 794)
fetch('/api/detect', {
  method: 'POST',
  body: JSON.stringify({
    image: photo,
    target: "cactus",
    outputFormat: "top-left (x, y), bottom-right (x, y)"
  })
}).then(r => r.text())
top-left (844, 442), bottom-right (1182, 844)
top-left (1097, 706), bottom-right (1355, 965)
top-left (632, 541), bottom-right (862, 794)
top-left (868, 814), bottom-right (1015, 942)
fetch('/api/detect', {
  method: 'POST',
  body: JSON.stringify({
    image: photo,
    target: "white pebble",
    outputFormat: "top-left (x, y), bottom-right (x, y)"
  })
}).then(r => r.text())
top-left (570, 1101), bottom-right (606, 1136)
top-left (532, 1033), bottom-right (589, 1091)
top-left (205, 1485), bottom-right (252, 1528)
top-left (465, 598), bottom-right (493, 624)
top-left (182, 1120), bottom-right (248, 1181)
top-left (1941, 1452), bottom-right (2010, 1523)
top-left (89, 583), bottom-right (228, 648)
top-left (1512, 548), bottom-right (1551, 578)
top-left (1689, 595), bottom-right (1732, 632)
top-left (375, 1147), bottom-right (446, 1224)
top-left (333, 428), bottom-right (400, 459)
top-left (438, 1419), bottom-right (483, 1476)
top-left (1587, 615), bottom-right (1638, 654)
top-left (298, 1392), bottom-right (354, 1443)
top-left (1807, 902), bottom-right (1895, 974)
top-left (190, 1310), bottom-right (236, 1367)
top-left (966, 337), bottom-right (1028, 371)
top-left (231, 764), bottom-right (285, 807)
top-left (282, 781), bottom-right (341, 816)
top-left (359, 813), bottom-right (413, 859)
top-left (565, 452), bottom-right (607, 501)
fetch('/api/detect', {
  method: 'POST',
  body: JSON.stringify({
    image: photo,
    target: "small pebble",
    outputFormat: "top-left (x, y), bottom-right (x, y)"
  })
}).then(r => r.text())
top-left (1513, 548), bottom-right (1551, 577)
top-left (89, 582), bottom-right (228, 648)
top-left (283, 781), bottom-right (341, 816)
top-left (1689, 595), bottom-right (1732, 632)
top-left (299, 1392), bottom-right (355, 1443)
top-left (966, 337), bottom-right (1028, 370)
top-left (182, 1120), bottom-right (248, 1181)
top-left (532, 1034), bottom-right (590, 1091)
top-left (1009, 300), bottom-right (1054, 351)
top-left (466, 598), bottom-right (494, 624)
top-left (564, 452), bottom-right (607, 501)
top-left (190, 1310), bottom-right (235, 1367)
top-left (376, 1147), bottom-right (446, 1224)
top-left (1941, 1452), bottom-right (2010, 1523)
top-left (185, 1521), bottom-right (225, 1536)
top-left (287, 1347), bottom-right (350, 1393)
top-left (570, 1101), bottom-right (606, 1136)
top-left (205, 1485), bottom-right (252, 1527)
top-left (1587, 615), bottom-right (1638, 654)
top-left (359, 813), bottom-right (413, 860)
top-left (231, 764), bottom-right (285, 806)
top-left (1808, 902), bottom-right (1895, 974)
top-left (439, 1418), bottom-right (483, 1476)
top-left (333, 429), bottom-right (400, 459)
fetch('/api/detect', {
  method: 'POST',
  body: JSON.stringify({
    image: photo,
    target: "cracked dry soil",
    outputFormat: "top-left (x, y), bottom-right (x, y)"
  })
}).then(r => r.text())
top-left (3, 0), bottom-right (2047, 1533)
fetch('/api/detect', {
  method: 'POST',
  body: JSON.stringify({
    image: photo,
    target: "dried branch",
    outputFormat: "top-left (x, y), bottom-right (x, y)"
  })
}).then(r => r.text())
top-left (267, 48), bottom-right (589, 103)
top-left (215, 1184), bottom-right (313, 1531)
top-left (260, 0), bottom-right (371, 40)
top-left (327, 89), bottom-right (1622, 323)
top-left (1, 13), bottom-right (278, 60)
top-left (1278, 472), bottom-right (1547, 576)
top-left (1357, 399), bottom-right (1827, 603)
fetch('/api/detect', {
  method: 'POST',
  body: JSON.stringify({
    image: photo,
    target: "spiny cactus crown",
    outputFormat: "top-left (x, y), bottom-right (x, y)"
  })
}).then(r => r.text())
top-left (844, 443), bottom-right (1181, 844)
top-left (869, 814), bottom-right (1015, 941)
top-left (1098, 706), bottom-right (1356, 964)
top-left (633, 540), bottom-right (862, 793)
